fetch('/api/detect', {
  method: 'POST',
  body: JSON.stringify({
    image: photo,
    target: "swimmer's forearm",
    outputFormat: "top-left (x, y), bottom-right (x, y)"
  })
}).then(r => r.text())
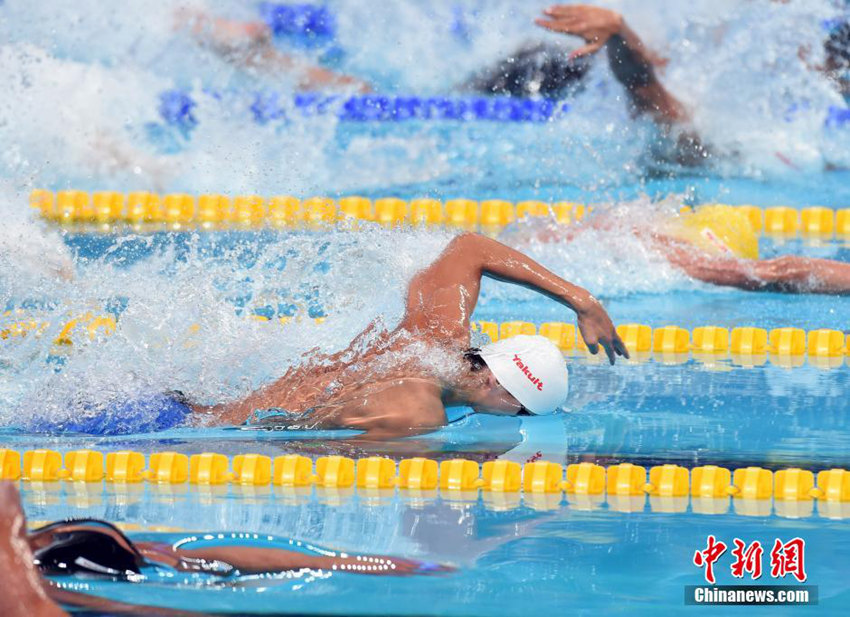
top-left (664, 252), bottom-right (850, 294)
top-left (607, 21), bottom-right (689, 125)
top-left (607, 21), bottom-right (653, 79)
top-left (806, 260), bottom-right (850, 294)
top-left (176, 546), bottom-right (437, 576)
top-left (464, 234), bottom-right (597, 314)
top-left (754, 257), bottom-right (850, 294)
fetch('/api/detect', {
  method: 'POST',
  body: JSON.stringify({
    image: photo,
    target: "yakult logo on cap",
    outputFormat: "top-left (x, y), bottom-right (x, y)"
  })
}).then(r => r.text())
top-left (512, 354), bottom-right (544, 391)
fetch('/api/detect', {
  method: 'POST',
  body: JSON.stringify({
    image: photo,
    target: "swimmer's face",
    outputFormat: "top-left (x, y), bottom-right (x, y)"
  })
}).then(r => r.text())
top-left (468, 369), bottom-right (525, 416)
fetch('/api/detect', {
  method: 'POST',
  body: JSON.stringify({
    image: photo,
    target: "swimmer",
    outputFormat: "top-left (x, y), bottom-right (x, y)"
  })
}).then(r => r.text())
top-left (178, 232), bottom-right (625, 440)
top-left (174, 5), bottom-right (372, 93)
top-left (473, 5), bottom-right (680, 122)
top-left (515, 204), bottom-right (850, 294)
top-left (0, 482), bottom-right (451, 617)
top-left (469, 4), bottom-right (706, 165)
top-left (177, 4), bottom-right (690, 123)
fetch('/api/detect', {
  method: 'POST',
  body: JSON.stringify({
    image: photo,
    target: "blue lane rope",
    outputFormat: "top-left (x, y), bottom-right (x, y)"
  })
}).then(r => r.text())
top-left (156, 89), bottom-right (849, 129)
top-left (157, 89), bottom-right (569, 126)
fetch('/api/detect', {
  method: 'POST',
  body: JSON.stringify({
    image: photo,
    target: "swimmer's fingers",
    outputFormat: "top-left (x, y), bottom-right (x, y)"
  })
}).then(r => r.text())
top-left (599, 338), bottom-right (616, 365)
top-left (534, 18), bottom-right (579, 35)
top-left (543, 5), bottom-right (585, 19)
top-left (613, 332), bottom-right (630, 360)
top-left (569, 41), bottom-right (605, 60)
top-left (535, 19), bottom-right (605, 56)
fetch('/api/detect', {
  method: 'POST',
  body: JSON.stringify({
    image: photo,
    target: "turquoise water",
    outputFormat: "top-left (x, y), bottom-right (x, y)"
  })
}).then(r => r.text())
top-left (5, 356), bottom-right (850, 467)
top-left (2, 0), bottom-right (850, 614)
top-left (24, 484), bottom-right (850, 615)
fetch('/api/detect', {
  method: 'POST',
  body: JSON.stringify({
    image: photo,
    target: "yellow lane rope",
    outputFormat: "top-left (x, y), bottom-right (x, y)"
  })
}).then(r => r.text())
top-left (2, 314), bottom-right (848, 368)
top-left (29, 190), bottom-right (850, 236)
top-left (4, 449), bottom-right (850, 519)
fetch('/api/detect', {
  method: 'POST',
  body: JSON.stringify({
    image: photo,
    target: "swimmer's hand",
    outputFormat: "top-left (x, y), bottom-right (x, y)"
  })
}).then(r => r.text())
top-left (535, 5), bottom-right (623, 60)
top-left (371, 557), bottom-right (455, 577)
top-left (576, 296), bottom-right (629, 364)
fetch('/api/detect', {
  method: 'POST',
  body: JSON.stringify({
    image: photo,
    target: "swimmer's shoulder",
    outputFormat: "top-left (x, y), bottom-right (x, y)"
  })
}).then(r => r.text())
top-left (347, 378), bottom-right (447, 432)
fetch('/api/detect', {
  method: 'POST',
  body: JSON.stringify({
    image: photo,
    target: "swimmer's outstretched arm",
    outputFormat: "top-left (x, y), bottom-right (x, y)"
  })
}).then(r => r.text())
top-left (174, 8), bottom-right (371, 92)
top-left (535, 5), bottom-right (687, 126)
top-left (139, 543), bottom-right (451, 577)
top-left (663, 245), bottom-right (850, 294)
top-left (751, 256), bottom-right (850, 294)
top-left (402, 233), bottom-right (627, 363)
top-left (0, 482), bottom-right (202, 617)
top-left (536, 5), bottom-right (710, 165)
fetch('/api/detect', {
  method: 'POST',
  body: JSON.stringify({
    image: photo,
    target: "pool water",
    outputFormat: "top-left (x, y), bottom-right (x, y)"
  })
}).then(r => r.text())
top-left (2, 0), bottom-right (850, 614)
top-left (24, 487), bottom-right (850, 616)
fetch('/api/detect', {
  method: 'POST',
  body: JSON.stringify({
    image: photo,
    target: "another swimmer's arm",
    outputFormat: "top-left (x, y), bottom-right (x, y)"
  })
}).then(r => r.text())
top-left (662, 245), bottom-right (850, 294)
top-left (606, 26), bottom-right (689, 126)
top-left (753, 256), bottom-right (850, 294)
top-left (174, 545), bottom-right (450, 576)
top-left (536, 6), bottom-right (688, 126)
top-left (175, 8), bottom-right (275, 58)
top-left (0, 484), bottom-right (66, 617)
top-left (175, 8), bottom-right (370, 92)
top-left (662, 248), bottom-right (764, 290)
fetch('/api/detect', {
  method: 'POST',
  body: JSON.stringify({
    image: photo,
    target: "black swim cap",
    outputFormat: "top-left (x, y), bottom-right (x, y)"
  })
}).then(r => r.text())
top-left (32, 520), bottom-right (144, 577)
top-left (468, 43), bottom-right (590, 98)
top-left (825, 21), bottom-right (850, 69)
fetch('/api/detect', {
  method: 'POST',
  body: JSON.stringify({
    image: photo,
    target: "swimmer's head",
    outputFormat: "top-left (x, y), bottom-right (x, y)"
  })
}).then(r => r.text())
top-left (464, 335), bottom-right (569, 416)
top-left (665, 205), bottom-right (759, 261)
top-left (467, 43), bottom-right (590, 98)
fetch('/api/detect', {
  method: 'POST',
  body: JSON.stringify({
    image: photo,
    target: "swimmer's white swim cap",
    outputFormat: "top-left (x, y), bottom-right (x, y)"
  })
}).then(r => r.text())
top-left (479, 335), bottom-right (569, 415)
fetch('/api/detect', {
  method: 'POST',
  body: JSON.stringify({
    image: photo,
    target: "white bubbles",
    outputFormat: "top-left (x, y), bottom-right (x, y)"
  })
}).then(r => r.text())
top-left (1, 1), bottom-right (849, 432)
top-left (0, 223), bottom-right (453, 429)
top-left (0, 0), bottom-right (847, 196)
top-left (492, 196), bottom-right (693, 300)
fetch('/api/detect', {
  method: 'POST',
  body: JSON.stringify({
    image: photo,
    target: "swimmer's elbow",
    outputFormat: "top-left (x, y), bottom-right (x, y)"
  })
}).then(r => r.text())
top-left (450, 232), bottom-right (503, 256)
top-left (448, 232), bottom-right (482, 250)
top-left (446, 232), bottom-right (490, 267)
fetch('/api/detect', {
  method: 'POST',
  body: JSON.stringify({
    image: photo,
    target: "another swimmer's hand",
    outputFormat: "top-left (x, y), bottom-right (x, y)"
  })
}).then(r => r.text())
top-left (575, 296), bottom-right (629, 364)
top-left (535, 4), bottom-right (623, 59)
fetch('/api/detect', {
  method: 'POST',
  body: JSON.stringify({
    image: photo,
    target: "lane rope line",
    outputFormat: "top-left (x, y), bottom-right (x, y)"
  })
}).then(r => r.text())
top-left (29, 190), bottom-right (850, 236)
top-left (2, 314), bottom-right (848, 368)
top-left (4, 449), bottom-right (850, 519)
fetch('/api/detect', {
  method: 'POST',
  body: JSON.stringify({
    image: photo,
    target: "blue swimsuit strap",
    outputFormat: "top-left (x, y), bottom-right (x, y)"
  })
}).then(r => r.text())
top-left (245, 406), bottom-right (474, 426)
top-left (244, 407), bottom-right (314, 426)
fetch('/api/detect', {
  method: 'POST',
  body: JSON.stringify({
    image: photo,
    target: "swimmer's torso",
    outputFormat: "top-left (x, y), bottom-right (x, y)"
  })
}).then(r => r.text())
top-left (201, 329), bottom-right (460, 432)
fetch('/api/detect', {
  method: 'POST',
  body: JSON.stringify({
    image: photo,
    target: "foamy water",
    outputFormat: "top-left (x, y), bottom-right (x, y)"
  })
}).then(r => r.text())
top-left (1, 221), bottom-right (456, 428)
top-left (0, 0), bottom-right (846, 194)
top-left (0, 196), bottom-right (700, 431)
top-left (0, 0), bottom-right (848, 429)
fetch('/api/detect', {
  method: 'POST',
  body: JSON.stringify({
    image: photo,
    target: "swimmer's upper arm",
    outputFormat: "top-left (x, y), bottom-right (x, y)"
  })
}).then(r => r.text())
top-left (400, 233), bottom-right (485, 340)
top-left (401, 232), bottom-right (597, 339)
